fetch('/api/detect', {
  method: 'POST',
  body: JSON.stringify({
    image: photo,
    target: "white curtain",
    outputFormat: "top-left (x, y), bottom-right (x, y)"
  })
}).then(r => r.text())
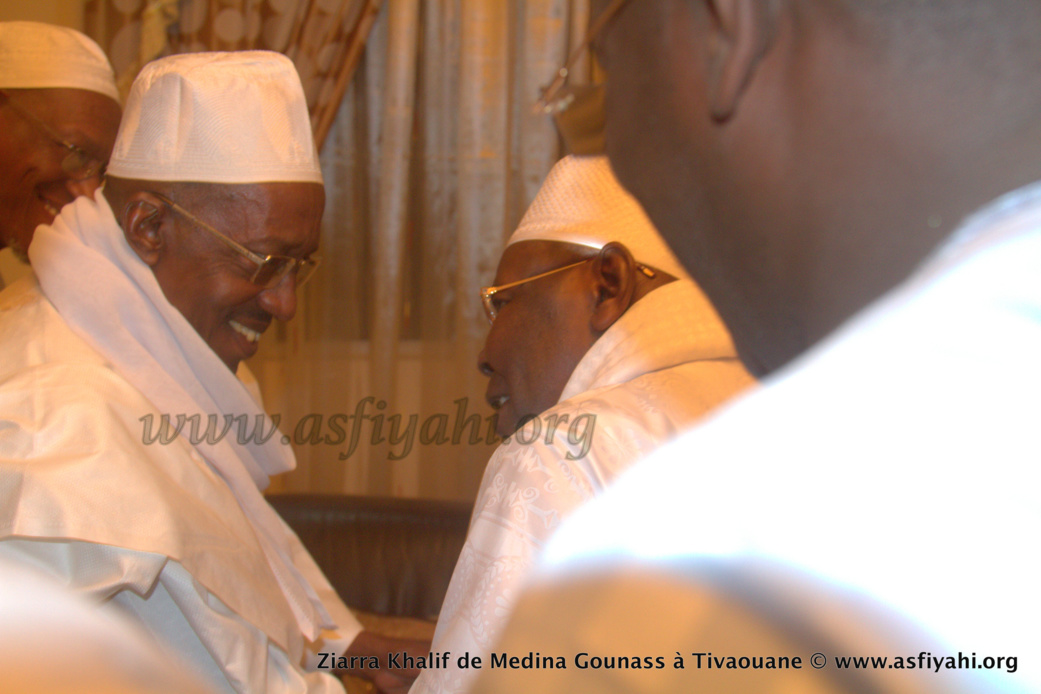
top-left (87, 0), bottom-right (596, 501)
top-left (256, 0), bottom-right (593, 500)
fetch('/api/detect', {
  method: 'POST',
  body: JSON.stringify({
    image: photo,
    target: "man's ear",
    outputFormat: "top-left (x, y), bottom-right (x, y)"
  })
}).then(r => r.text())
top-left (120, 192), bottom-right (169, 267)
top-left (589, 242), bottom-right (639, 333)
top-left (704, 0), bottom-right (781, 121)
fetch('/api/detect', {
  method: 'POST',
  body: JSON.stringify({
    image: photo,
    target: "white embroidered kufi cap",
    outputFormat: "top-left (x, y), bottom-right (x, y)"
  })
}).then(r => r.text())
top-left (0, 21), bottom-right (119, 102)
top-left (508, 155), bottom-right (689, 279)
top-left (107, 50), bottom-right (322, 184)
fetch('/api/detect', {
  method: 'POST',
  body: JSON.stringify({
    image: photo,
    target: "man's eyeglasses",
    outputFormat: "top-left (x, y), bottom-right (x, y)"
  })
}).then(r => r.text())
top-left (533, 0), bottom-right (630, 116)
top-left (150, 193), bottom-right (320, 289)
top-left (1, 89), bottom-right (107, 181)
top-left (480, 256), bottom-right (656, 324)
top-left (481, 259), bottom-right (592, 324)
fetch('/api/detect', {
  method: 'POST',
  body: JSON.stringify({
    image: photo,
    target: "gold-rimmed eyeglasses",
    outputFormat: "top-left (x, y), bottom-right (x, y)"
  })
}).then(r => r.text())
top-left (150, 193), bottom-right (321, 289)
top-left (480, 256), bottom-right (656, 324)
top-left (1, 89), bottom-right (107, 181)
top-left (481, 259), bottom-right (593, 324)
top-left (533, 0), bottom-right (631, 116)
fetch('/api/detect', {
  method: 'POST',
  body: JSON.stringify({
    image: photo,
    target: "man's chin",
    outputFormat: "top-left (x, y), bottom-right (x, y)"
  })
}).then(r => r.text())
top-left (495, 414), bottom-right (517, 441)
top-left (1, 232), bottom-right (30, 262)
top-left (214, 343), bottom-right (243, 374)
top-left (498, 410), bottom-right (540, 441)
top-left (8, 244), bottom-right (29, 263)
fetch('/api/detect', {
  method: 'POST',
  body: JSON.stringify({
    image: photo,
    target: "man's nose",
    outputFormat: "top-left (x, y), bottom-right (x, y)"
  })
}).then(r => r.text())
top-left (65, 173), bottom-right (103, 201)
top-left (477, 348), bottom-right (493, 376)
top-left (258, 274), bottom-right (298, 322)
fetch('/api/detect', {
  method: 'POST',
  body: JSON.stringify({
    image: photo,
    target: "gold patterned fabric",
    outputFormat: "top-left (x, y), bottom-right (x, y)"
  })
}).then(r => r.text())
top-left (84, 0), bottom-right (379, 146)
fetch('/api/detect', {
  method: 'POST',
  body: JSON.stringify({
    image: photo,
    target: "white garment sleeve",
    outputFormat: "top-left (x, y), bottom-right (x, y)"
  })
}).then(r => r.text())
top-left (0, 538), bottom-right (347, 694)
top-left (239, 360), bottom-right (363, 665)
top-left (276, 514), bottom-right (364, 669)
top-left (0, 555), bottom-right (222, 694)
top-left (412, 423), bottom-right (625, 694)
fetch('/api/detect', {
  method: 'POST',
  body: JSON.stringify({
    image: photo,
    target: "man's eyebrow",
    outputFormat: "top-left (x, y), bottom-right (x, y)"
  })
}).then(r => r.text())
top-left (56, 128), bottom-right (109, 159)
top-left (241, 239), bottom-right (316, 259)
top-left (249, 227), bottom-right (321, 255)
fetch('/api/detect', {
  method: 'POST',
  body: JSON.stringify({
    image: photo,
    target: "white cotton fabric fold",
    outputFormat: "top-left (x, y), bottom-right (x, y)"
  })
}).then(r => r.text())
top-left (412, 280), bottom-right (753, 694)
top-left (107, 51), bottom-right (322, 184)
top-left (507, 155), bottom-right (690, 280)
top-left (0, 21), bottom-right (119, 102)
top-left (28, 190), bottom-right (333, 642)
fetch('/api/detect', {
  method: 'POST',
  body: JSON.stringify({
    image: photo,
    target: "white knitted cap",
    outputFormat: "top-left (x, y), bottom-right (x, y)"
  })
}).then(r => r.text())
top-left (107, 51), bottom-right (322, 185)
top-left (0, 21), bottom-right (119, 103)
top-left (508, 155), bottom-right (689, 279)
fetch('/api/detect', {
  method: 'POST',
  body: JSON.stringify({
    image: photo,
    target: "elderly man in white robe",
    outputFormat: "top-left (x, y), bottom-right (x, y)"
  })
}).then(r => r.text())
top-left (409, 155), bottom-right (753, 694)
top-left (0, 21), bottom-right (121, 288)
top-left (0, 52), bottom-right (421, 694)
top-left (469, 1), bottom-right (1041, 693)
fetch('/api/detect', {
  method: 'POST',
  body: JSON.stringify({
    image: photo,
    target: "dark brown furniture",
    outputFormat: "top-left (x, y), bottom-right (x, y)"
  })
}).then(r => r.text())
top-left (268, 493), bottom-right (473, 621)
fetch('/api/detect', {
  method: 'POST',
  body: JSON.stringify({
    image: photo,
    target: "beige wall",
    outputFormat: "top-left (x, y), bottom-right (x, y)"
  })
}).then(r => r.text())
top-left (0, 0), bottom-right (84, 30)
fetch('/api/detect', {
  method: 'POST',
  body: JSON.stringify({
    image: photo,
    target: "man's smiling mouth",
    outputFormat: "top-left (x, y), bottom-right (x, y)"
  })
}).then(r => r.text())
top-left (229, 320), bottom-right (262, 343)
top-left (41, 199), bottom-right (60, 217)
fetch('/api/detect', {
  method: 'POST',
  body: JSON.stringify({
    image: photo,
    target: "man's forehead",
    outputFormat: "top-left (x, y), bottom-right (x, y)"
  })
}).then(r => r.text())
top-left (4, 86), bottom-right (119, 124)
top-left (25, 87), bottom-right (122, 145)
top-left (195, 181), bottom-right (323, 252)
top-left (495, 240), bottom-right (592, 284)
top-left (590, 0), bottom-right (615, 18)
top-left (588, 0), bottom-right (634, 40)
top-left (193, 180), bottom-right (323, 210)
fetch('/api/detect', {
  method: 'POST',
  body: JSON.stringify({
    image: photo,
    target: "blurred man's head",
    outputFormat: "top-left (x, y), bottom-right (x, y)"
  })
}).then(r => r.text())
top-left (585, 0), bottom-right (1041, 376)
top-left (478, 155), bottom-right (686, 437)
top-left (101, 51), bottom-right (324, 373)
top-left (0, 22), bottom-right (121, 257)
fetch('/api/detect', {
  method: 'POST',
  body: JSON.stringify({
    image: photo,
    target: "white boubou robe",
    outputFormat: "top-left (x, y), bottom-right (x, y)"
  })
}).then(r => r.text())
top-left (411, 279), bottom-right (754, 694)
top-left (0, 192), bottom-right (361, 694)
top-left (478, 181), bottom-right (1041, 694)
